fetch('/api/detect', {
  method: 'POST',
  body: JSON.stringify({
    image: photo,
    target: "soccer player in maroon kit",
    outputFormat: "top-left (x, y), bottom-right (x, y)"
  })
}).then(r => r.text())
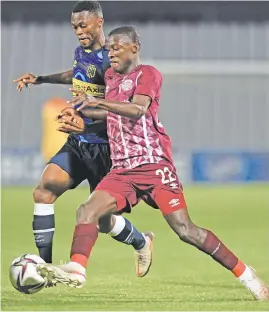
top-left (38, 26), bottom-right (268, 300)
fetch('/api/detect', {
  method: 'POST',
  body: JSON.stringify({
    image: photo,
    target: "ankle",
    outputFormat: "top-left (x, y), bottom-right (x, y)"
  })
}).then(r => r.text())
top-left (71, 254), bottom-right (88, 268)
top-left (232, 260), bottom-right (247, 278)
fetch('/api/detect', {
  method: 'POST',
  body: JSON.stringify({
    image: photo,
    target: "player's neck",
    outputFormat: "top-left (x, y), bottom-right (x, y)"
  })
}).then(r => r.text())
top-left (123, 58), bottom-right (140, 74)
top-left (91, 32), bottom-right (106, 51)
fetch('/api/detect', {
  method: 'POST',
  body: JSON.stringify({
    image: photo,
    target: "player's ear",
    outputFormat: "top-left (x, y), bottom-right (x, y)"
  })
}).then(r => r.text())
top-left (98, 17), bottom-right (103, 28)
top-left (132, 44), bottom-right (138, 54)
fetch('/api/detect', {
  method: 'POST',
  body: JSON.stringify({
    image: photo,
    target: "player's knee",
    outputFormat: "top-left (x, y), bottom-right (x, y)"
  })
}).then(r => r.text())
top-left (76, 192), bottom-right (117, 225)
top-left (170, 218), bottom-right (194, 243)
top-left (176, 223), bottom-right (208, 247)
top-left (33, 185), bottom-right (57, 204)
top-left (175, 223), bottom-right (192, 242)
top-left (165, 210), bottom-right (197, 243)
top-left (76, 202), bottom-right (102, 224)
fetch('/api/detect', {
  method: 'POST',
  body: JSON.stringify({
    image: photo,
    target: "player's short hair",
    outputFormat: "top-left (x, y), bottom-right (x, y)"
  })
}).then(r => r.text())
top-left (108, 26), bottom-right (141, 48)
top-left (72, 1), bottom-right (103, 17)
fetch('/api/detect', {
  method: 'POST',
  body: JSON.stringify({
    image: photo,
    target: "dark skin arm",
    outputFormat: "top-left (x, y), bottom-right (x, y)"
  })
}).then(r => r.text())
top-left (13, 70), bottom-right (73, 91)
top-left (77, 107), bottom-right (107, 121)
top-left (73, 93), bottom-right (151, 119)
top-left (36, 70), bottom-right (73, 84)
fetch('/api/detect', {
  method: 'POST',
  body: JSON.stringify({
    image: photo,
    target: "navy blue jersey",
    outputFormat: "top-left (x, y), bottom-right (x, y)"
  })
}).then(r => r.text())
top-left (72, 46), bottom-right (110, 143)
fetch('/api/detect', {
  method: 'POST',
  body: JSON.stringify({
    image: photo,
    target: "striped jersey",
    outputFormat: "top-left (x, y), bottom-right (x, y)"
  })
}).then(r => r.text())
top-left (104, 65), bottom-right (174, 169)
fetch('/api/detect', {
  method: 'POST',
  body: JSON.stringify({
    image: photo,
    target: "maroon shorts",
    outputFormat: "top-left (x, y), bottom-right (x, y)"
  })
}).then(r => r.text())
top-left (95, 162), bottom-right (187, 216)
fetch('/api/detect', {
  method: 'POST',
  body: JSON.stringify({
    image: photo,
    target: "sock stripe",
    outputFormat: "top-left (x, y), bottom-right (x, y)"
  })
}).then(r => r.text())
top-left (211, 242), bottom-right (221, 255)
top-left (108, 215), bottom-right (126, 236)
top-left (111, 217), bottom-right (146, 250)
top-left (34, 203), bottom-right (54, 216)
top-left (33, 228), bottom-right (55, 233)
top-left (232, 260), bottom-right (246, 277)
top-left (201, 230), bottom-right (239, 271)
top-left (125, 225), bottom-right (134, 243)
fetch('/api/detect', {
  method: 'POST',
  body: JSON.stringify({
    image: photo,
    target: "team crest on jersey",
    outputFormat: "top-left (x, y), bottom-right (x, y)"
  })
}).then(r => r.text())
top-left (87, 65), bottom-right (96, 78)
top-left (121, 79), bottom-right (133, 91)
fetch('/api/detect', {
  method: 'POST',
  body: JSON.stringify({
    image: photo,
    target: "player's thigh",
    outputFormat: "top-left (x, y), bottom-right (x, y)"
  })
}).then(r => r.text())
top-left (95, 170), bottom-right (138, 213)
top-left (138, 163), bottom-right (188, 216)
top-left (82, 143), bottom-right (112, 192)
top-left (47, 136), bottom-right (86, 191)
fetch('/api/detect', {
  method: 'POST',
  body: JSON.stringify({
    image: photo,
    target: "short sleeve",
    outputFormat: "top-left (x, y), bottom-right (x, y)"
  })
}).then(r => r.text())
top-left (134, 66), bottom-right (162, 100)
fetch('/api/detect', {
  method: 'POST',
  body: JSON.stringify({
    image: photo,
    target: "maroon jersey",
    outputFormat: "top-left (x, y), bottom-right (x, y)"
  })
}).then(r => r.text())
top-left (105, 65), bottom-right (174, 170)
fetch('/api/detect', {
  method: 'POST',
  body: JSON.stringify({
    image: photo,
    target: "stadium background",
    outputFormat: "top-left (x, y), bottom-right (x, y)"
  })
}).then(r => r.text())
top-left (1, 1), bottom-right (269, 311)
top-left (2, 1), bottom-right (269, 185)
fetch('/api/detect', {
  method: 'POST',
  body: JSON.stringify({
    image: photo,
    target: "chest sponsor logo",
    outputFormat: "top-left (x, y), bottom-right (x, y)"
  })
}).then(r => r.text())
top-left (72, 78), bottom-right (105, 97)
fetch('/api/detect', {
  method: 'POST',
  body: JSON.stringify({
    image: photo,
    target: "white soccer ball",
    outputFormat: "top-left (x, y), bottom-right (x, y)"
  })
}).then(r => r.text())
top-left (9, 254), bottom-right (47, 294)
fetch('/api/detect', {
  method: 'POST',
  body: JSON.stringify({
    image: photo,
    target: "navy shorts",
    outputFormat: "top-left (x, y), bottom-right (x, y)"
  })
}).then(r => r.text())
top-left (48, 135), bottom-right (111, 191)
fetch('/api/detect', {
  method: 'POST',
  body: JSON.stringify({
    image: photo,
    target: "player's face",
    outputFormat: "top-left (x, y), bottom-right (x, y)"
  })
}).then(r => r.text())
top-left (71, 11), bottom-right (103, 49)
top-left (107, 34), bottom-right (138, 74)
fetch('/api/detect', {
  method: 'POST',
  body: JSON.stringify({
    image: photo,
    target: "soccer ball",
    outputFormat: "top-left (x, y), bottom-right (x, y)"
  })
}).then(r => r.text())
top-left (9, 254), bottom-right (47, 294)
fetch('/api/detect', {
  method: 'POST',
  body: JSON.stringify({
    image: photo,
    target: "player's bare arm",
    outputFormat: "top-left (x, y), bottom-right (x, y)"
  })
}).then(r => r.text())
top-left (13, 70), bottom-right (73, 91)
top-left (77, 94), bottom-right (151, 119)
top-left (36, 70), bottom-right (73, 84)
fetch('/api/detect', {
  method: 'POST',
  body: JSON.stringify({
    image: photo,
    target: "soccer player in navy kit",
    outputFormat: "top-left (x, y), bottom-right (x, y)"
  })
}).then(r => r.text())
top-left (13, 1), bottom-right (153, 278)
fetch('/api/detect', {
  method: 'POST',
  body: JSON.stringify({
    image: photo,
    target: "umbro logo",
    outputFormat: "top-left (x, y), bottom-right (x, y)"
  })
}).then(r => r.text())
top-left (170, 182), bottom-right (179, 189)
top-left (169, 198), bottom-right (180, 207)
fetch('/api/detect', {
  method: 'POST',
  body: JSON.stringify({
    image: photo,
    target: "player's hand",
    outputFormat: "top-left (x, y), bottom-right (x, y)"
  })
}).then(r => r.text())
top-left (56, 108), bottom-right (86, 134)
top-left (68, 89), bottom-right (98, 110)
top-left (67, 88), bottom-right (88, 106)
top-left (55, 107), bottom-right (77, 121)
top-left (13, 73), bottom-right (40, 92)
top-left (76, 97), bottom-right (98, 111)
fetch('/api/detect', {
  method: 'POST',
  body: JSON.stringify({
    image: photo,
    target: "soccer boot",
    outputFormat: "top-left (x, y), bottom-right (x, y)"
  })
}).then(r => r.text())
top-left (135, 232), bottom-right (154, 277)
top-left (239, 266), bottom-right (269, 301)
top-left (37, 262), bottom-right (86, 288)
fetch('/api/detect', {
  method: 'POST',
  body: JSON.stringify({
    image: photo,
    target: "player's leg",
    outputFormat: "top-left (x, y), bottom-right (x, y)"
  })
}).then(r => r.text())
top-left (164, 208), bottom-right (268, 300)
top-left (32, 138), bottom-right (86, 263)
top-left (98, 213), bottom-right (149, 251)
top-left (37, 189), bottom-right (123, 287)
top-left (37, 172), bottom-right (152, 286)
top-left (141, 162), bottom-right (268, 300)
top-left (98, 213), bottom-right (154, 277)
top-left (83, 143), bottom-right (153, 276)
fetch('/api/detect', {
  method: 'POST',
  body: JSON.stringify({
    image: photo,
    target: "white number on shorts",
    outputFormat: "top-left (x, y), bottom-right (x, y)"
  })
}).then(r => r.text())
top-left (155, 167), bottom-right (176, 184)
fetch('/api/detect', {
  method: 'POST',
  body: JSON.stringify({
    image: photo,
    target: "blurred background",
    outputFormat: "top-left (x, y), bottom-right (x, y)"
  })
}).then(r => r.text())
top-left (2, 1), bottom-right (269, 185)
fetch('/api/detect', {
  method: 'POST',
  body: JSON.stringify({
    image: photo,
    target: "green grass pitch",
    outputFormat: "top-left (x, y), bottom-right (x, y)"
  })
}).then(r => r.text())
top-left (1, 184), bottom-right (268, 311)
